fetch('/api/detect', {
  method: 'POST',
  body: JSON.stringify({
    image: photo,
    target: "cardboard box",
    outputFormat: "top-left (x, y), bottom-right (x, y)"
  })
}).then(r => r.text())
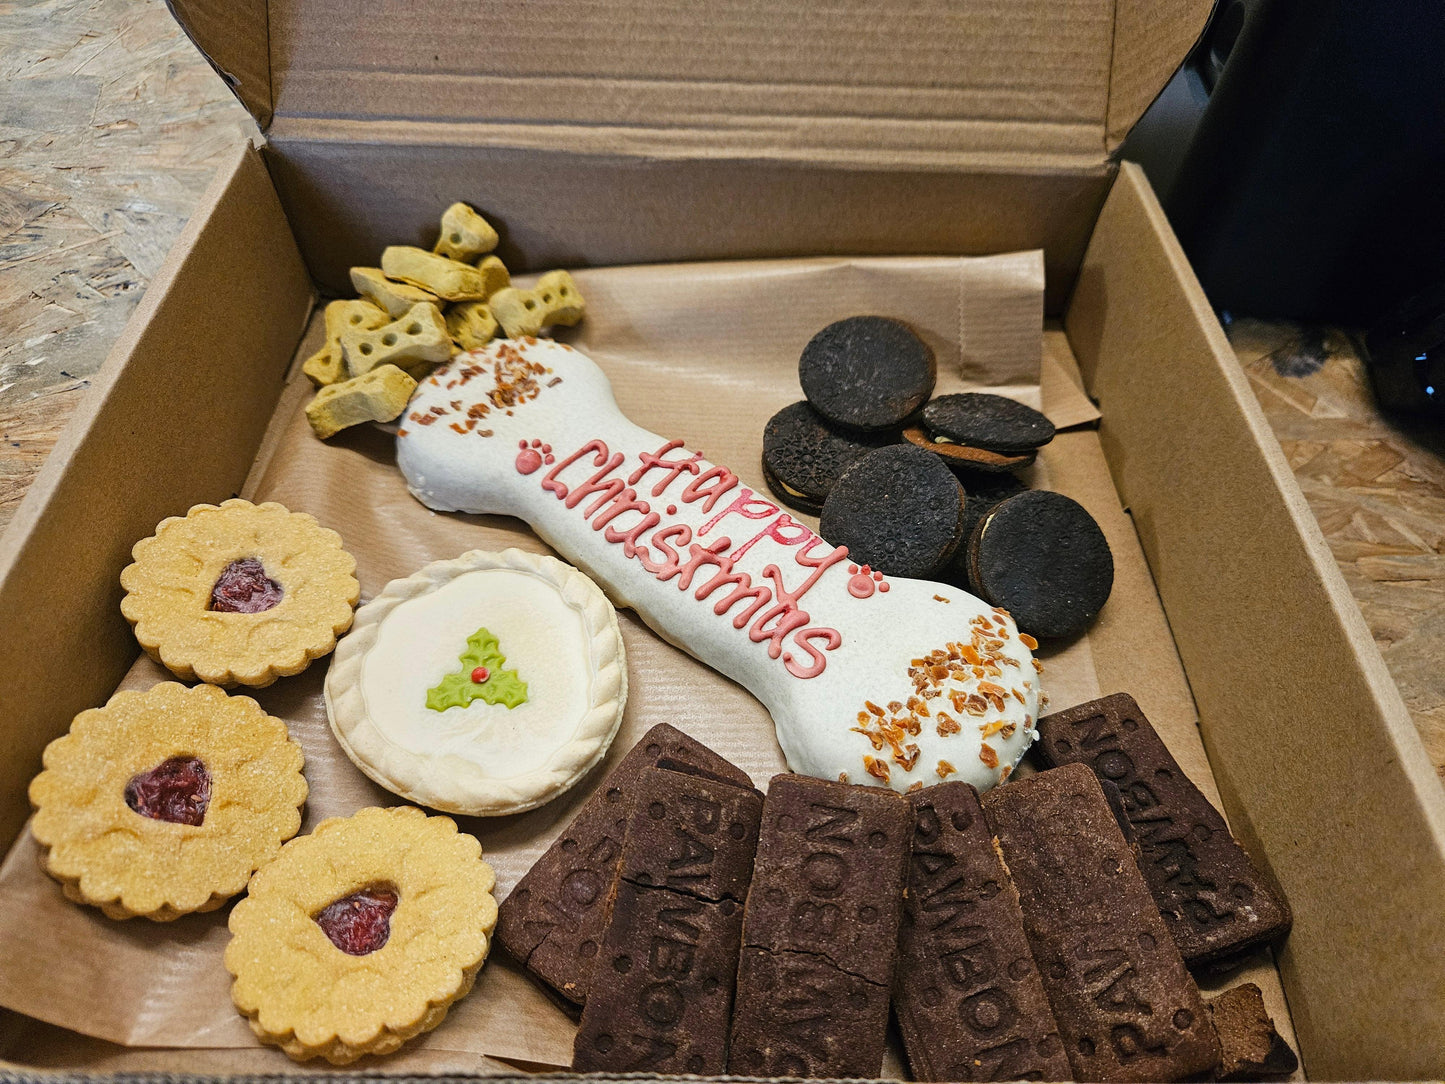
top-left (2, 0), bottom-right (1443, 1077)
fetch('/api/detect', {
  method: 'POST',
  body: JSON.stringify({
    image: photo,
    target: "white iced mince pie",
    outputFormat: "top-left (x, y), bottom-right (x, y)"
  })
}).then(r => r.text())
top-left (326, 548), bottom-right (627, 815)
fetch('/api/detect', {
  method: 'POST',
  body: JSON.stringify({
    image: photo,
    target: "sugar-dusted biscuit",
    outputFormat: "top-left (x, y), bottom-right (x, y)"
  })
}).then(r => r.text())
top-left (341, 301), bottom-right (451, 379)
top-left (397, 338), bottom-right (1040, 794)
top-left (432, 202), bottom-right (499, 261)
top-left (121, 499), bottom-right (359, 687)
top-left (445, 301), bottom-right (499, 352)
top-left (799, 316), bottom-right (935, 431)
top-left (920, 393), bottom-right (1056, 454)
top-left (382, 246), bottom-right (493, 301)
top-left (307, 365), bottom-right (418, 439)
top-left (29, 681), bottom-right (306, 921)
top-left (489, 271), bottom-right (585, 337)
top-left (351, 266), bottom-right (439, 319)
top-left (225, 806), bottom-right (497, 1064)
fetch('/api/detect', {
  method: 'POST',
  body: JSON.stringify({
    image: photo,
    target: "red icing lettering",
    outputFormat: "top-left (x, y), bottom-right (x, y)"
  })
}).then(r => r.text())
top-left (675, 538), bottom-right (733, 591)
top-left (643, 523), bottom-right (693, 578)
top-left (731, 512), bottom-right (815, 562)
top-left (628, 439), bottom-right (704, 496)
top-left (540, 439), bottom-right (610, 501)
top-left (695, 563), bottom-right (774, 629)
top-left (680, 466), bottom-right (739, 513)
top-left (530, 437), bottom-right (849, 677)
top-left (783, 626), bottom-right (842, 679)
top-left (698, 488), bottom-right (779, 538)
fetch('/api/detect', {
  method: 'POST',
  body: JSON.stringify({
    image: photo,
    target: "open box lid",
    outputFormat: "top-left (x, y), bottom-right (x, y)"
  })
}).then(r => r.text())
top-left (167, 0), bottom-right (1210, 170)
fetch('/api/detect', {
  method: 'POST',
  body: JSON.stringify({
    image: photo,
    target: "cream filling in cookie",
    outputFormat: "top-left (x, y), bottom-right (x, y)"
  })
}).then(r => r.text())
top-left (360, 568), bottom-right (592, 779)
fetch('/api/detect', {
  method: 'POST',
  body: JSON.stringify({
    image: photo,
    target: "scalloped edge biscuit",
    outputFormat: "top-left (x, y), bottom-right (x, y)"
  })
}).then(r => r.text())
top-left (225, 806), bottom-right (497, 1064)
top-left (120, 499), bottom-right (360, 687)
top-left (29, 681), bottom-right (307, 921)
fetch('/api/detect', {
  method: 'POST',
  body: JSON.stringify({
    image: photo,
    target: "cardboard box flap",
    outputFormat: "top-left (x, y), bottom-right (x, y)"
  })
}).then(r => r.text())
top-left (169, 0), bottom-right (1208, 167)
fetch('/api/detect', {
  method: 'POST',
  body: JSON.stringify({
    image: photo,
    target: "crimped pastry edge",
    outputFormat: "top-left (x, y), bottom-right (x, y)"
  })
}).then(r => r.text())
top-left (325, 547), bottom-right (627, 816)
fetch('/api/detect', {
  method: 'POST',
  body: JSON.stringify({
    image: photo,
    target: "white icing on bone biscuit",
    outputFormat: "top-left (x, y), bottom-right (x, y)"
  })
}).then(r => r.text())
top-left (397, 338), bottom-right (1040, 793)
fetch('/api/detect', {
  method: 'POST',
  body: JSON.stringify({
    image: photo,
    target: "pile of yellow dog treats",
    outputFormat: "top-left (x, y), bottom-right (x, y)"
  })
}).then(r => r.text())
top-left (304, 203), bottom-right (585, 439)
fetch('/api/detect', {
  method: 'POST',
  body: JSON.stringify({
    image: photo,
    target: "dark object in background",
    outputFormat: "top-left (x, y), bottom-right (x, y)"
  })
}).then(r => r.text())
top-left (1152, 0), bottom-right (1445, 325)
top-left (1362, 278), bottom-right (1445, 416)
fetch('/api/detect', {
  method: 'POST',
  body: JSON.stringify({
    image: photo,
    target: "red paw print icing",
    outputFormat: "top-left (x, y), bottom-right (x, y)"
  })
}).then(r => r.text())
top-left (846, 563), bottom-right (889, 599)
top-left (514, 439), bottom-right (554, 475)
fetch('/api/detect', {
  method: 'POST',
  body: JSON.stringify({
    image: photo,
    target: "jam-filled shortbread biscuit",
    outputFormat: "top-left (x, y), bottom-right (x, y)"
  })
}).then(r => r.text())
top-left (29, 681), bottom-right (307, 920)
top-left (326, 548), bottom-right (626, 816)
top-left (225, 806), bottom-right (497, 1064)
top-left (121, 499), bottom-right (360, 687)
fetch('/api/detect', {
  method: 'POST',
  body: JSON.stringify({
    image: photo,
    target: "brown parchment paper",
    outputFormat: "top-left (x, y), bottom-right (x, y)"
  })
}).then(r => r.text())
top-left (0, 253), bottom-right (1292, 1074)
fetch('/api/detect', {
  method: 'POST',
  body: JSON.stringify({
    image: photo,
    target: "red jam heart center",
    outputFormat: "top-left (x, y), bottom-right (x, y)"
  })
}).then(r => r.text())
top-left (315, 886), bottom-right (399, 955)
top-left (124, 755), bottom-right (212, 826)
top-left (210, 558), bottom-right (284, 613)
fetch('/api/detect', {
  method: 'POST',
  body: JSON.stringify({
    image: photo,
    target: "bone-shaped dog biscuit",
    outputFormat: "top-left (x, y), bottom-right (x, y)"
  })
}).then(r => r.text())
top-left (381, 246), bottom-right (492, 302)
top-left (397, 339), bottom-right (1040, 794)
top-left (445, 301), bottom-right (499, 352)
top-left (473, 254), bottom-right (510, 298)
top-left (350, 266), bottom-right (439, 319)
top-left (432, 202), bottom-right (499, 261)
top-left (307, 364), bottom-right (417, 439)
top-left (489, 271), bottom-right (585, 338)
top-left (341, 302), bottom-right (451, 379)
top-left (303, 300), bottom-right (390, 386)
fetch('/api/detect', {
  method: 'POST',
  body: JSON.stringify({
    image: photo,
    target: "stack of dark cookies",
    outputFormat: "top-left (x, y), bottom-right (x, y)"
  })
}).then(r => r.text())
top-left (495, 703), bottom-right (1297, 1083)
top-left (763, 316), bottom-right (1114, 641)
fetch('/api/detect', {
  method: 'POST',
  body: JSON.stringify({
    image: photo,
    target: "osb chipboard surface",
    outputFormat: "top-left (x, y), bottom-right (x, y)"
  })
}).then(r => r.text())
top-left (1066, 162), bottom-right (1445, 1079)
top-left (1234, 319), bottom-right (1445, 783)
top-left (0, 0), bottom-right (256, 532)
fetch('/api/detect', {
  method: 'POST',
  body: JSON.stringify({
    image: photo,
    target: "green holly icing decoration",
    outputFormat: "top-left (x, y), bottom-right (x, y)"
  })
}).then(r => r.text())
top-left (425, 626), bottom-right (528, 711)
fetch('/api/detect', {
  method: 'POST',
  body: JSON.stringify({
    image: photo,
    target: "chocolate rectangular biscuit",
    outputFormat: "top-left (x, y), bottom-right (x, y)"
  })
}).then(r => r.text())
top-left (573, 768), bottom-right (762, 1073)
top-left (496, 723), bottom-right (753, 1005)
top-left (895, 782), bottom-right (1072, 1082)
top-left (1034, 693), bottom-right (1292, 968)
top-left (727, 774), bottom-right (912, 1078)
top-left (983, 764), bottom-right (1221, 1082)
top-left (1206, 982), bottom-right (1298, 1081)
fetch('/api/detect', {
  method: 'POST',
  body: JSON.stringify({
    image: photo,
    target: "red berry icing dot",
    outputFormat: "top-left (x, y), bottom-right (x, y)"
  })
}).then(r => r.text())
top-left (471, 666), bottom-right (491, 684)
top-left (314, 886), bottom-right (399, 956)
top-left (847, 563), bottom-right (877, 599)
top-left (124, 755), bottom-right (212, 826)
top-left (210, 558), bottom-right (283, 613)
top-left (515, 438), bottom-right (550, 474)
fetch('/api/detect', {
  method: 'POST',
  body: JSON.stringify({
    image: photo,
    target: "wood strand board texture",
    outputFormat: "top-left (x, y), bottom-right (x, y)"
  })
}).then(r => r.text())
top-left (4, 3), bottom-right (1445, 799)
top-left (1230, 318), bottom-right (1445, 780)
top-left (0, 0), bottom-right (256, 530)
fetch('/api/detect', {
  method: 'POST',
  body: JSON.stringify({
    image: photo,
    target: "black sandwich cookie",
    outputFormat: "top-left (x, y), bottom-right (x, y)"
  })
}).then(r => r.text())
top-left (761, 401), bottom-right (887, 514)
top-left (920, 392), bottom-right (1055, 454)
top-left (901, 426), bottom-right (1036, 473)
top-left (966, 490), bottom-right (1113, 639)
top-left (798, 316), bottom-right (935, 431)
top-left (818, 444), bottom-right (965, 579)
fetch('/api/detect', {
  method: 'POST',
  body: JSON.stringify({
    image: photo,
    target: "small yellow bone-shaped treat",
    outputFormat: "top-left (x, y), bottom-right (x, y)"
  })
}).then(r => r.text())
top-left (302, 344), bottom-right (344, 388)
top-left (341, 302), bottom-right (451, 379)
top-left (432, 202), bottom-right (499, 261)
top-left (382, 246), bottom-right (493, 302)
top-left (306, 365), bottom-right (418, 440)
top-left (303, 299), bottom-right (390, 387)
top-left (445, 302), bottom-right (499, 352)
top-left (474, 254), bottom-right (511, 298)
top-left (489, 271), bottom-right (585, 338)
top-left (351, 266), bottom-right (439, 319)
